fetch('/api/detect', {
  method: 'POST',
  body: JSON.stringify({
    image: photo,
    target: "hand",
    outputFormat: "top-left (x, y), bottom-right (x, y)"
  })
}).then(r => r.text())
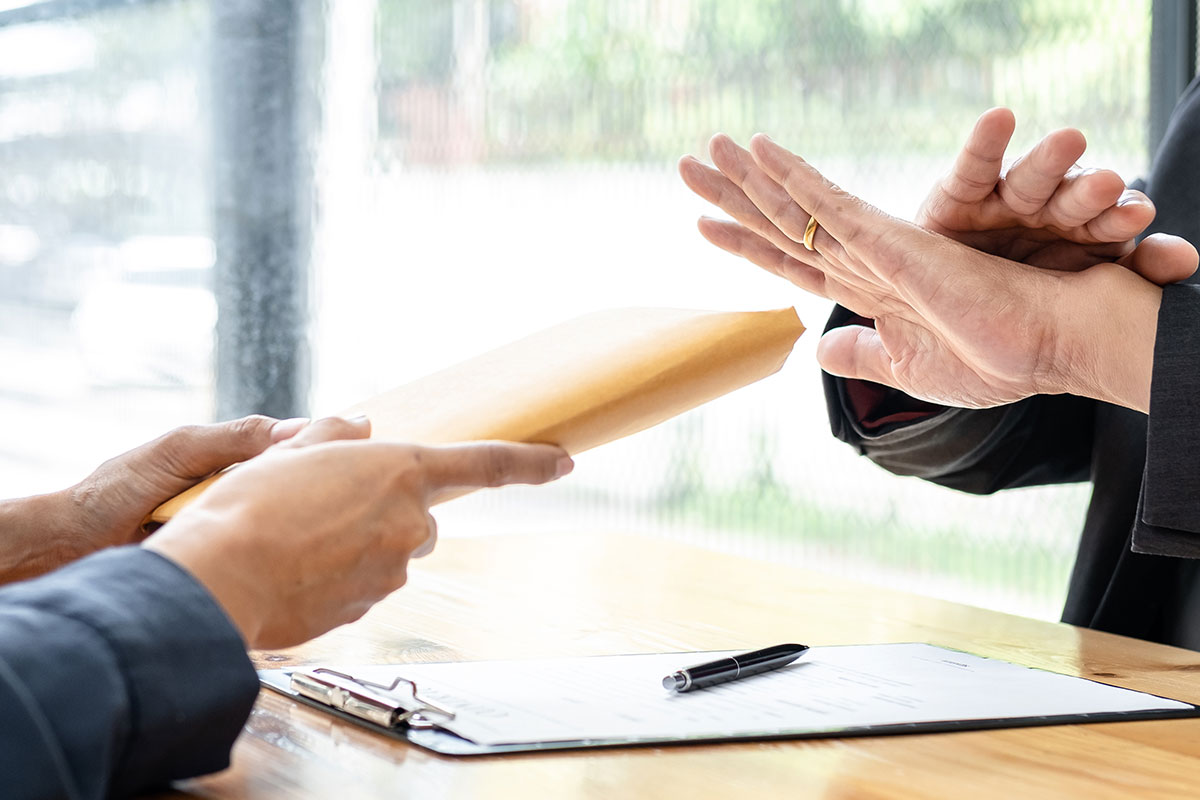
top-left (144, 418), bottom-right (573, 650)
top-left (0, 415), bottom-right (309, 583)
top-left (919, 107), bottom-right (1195, 282)
top-left (683, 132), bottom-right (1197, 412)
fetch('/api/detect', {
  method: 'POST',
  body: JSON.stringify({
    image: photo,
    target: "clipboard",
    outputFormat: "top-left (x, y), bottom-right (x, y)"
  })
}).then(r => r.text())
top-left (258, 643), bottom-right (1200, 756)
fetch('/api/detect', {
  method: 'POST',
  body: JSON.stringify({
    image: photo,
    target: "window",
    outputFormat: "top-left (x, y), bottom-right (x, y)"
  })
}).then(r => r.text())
top-left (0, 0), bottom-right (212, 497)
top-left (0, 0), bottom-right (1167, 619)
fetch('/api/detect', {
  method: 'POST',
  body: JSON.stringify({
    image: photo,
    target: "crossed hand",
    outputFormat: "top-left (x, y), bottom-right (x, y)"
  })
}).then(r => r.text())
top-left (679, 108), bottom-right (1198, 411)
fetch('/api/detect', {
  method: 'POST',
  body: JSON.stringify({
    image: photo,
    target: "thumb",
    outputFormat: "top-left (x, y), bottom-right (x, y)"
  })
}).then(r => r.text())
top-left (817, 325), bottom-right (896, 386)
top-left (148, 415), bottom-right (307, 481)
top-left (1117, 233), bottom-right (1199, 286)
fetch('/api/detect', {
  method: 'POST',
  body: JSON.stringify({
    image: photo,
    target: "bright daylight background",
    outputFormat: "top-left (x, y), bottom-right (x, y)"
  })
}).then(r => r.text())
top-left (0, 0), bottom-right (1159, 619)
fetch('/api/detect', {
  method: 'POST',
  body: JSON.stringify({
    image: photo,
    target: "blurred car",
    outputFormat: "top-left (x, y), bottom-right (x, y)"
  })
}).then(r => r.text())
top-left (71, 235), bottom-right (215, 387)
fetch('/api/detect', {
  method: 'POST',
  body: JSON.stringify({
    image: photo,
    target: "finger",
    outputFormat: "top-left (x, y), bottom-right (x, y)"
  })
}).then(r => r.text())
top-left (710, 134), bottom-right (815, 248)
top-left (1116, 233), bottom-right (1199, 285)
top-left (696, 216), bottom-right (827, 295)
top-left (816, 325), bottom-right (897, 387)
top-left (688, 145), bottom-right (859, 288)
top-left (1041, 168), bottom-right (1128, 231)
top-left (687, 139), bottom-right (816, 259)
top-left (937, 107), bottom-right (1016, 204)
top-left (1083, 188), bottom-right (1156, 243)
top-left (275, 415), bottom-right (372, 449)
top-left (698, 215), bottom-right (877, 305)
top-left (681, 151), bottom-right (820, 261)
top-left (680, 154), bottom-right (819, 262)
top-left (999, 127), bottom-right (1087, 215)
top-left (269, 417), bottom-right (310, 443)
top-left (411, 511), bottom-right (438, 559)
top-left (747, 134), bottom-right (874, 250)
top-left (417, 441), bottom-right (573, 496)
top-left (1020, 238), bottom-right (1133, 270)
top-left (679, 154), bottom-right (778, 236)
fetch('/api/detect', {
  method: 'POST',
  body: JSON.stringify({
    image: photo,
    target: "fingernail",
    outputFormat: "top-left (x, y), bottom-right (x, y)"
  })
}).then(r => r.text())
top-left (270, 417), bottom-right (309, 441)
top-left (1117, 190), bottom-right (1146, 206)
top-left (555, 455), bottom-right (575, 478)
top-left (347, 414), bottom-right (370, 425)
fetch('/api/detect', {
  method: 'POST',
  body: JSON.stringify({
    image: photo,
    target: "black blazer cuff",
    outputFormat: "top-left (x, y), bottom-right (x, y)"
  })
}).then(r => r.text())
top-left (1141, 282), bottom-right (1200, 546)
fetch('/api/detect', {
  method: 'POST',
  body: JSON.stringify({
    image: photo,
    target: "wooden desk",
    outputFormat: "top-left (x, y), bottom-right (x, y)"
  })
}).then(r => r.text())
top-left (176, 532), bottom-right (1200, 799)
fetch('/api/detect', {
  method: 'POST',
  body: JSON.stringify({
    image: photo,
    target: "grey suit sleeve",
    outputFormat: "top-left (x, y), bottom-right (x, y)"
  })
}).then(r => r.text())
top-left (822, 306), bottom-right (1097, 493)
top-left (0, 546), bottom-right (259, 799)
top-left (1135, 282), bottom-right (1200, 557)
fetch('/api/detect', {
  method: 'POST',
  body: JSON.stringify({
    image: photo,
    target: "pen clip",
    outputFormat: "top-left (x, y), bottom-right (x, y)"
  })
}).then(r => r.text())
top-left (290, 668), bottom-right (456, 729)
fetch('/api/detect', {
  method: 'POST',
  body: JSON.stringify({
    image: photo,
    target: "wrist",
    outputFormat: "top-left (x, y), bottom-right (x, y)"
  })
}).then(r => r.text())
top-left (143, 507), bottom-right (265, 648)
top-left (1053, 263), bottom-right (1160, 412)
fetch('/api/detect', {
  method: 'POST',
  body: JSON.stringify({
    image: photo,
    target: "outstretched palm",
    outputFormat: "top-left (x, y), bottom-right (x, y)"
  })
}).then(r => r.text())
top-left (695, 133), bottom-right (1065, 407)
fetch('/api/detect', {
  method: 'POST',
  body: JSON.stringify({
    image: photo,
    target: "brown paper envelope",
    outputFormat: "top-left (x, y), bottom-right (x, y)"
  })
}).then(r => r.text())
top-left (148, 306), bottom-right (804, 523)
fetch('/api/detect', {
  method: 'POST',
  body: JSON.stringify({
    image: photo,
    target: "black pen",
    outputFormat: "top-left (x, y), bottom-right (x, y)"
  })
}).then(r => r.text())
top-left (662, 643), bottom-right (809, 692)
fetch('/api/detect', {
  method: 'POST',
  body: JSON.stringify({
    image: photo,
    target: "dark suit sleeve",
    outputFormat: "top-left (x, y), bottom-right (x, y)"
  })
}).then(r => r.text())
top-left (1135, 282), bottom-right (1200, 557)
top-left (0, 546), bottom-right (259, 799)
top-left (822, 305), bottom-right (1097, 494)
top-left (1128, 74), bottom-right (1200, 557)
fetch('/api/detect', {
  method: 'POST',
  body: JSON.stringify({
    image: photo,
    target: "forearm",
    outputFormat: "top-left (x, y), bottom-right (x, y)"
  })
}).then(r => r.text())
top-left (0, 491), bottom-right (84, 584)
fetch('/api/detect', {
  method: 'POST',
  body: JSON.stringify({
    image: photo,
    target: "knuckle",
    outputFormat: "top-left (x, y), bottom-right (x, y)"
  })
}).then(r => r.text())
top-left (157, 424), bottom-right (207, 458)
top-left (343, 602), bottom-right (372, 625)
top-left (364, 566), bottom-right (399, 601)
top-left (164, 423), bottom-right (206, 445)
top-left (226, 414), bottom-right (275, 443)
top-left (313, 415), bottom-right (351, 433)
top-left (392, 563), bottom-right (410, 590)
top-left (806, 187), bottom-right (828, 219)
top-left (770, 195), bottom-right (794, 225)
top-left (482, 446), bottom-right (518, 486)
top-left (303, 416), bottom-right (358, 442)
top-left (391, 450), bottom-right (424, 489)
top-left (139, 424), bottom-right (213, 477)
top-left (392, 513), bottom-right (431, 556)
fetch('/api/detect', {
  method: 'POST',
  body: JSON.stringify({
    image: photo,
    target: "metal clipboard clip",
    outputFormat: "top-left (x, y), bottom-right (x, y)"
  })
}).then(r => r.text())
top-left (289, 668), bottom-right (457, 730)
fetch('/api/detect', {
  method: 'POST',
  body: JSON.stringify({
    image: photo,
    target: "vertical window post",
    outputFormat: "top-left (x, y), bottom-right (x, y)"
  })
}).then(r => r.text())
top-left (211, 0), bottom-right (318, 420)
top-left (1149, 0), bottom-right (1198, 159)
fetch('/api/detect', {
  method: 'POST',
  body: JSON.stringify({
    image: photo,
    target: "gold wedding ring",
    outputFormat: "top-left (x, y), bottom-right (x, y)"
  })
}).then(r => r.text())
top-left (803, 215), bottom-right (819, 251)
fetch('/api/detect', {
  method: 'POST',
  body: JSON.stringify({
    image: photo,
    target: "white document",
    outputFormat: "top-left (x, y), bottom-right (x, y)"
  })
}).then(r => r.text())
top-left (274, 644), bottom-right (1195, 748)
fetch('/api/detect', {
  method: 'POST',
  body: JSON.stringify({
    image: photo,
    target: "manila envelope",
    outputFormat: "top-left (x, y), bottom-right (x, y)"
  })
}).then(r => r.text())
top-left (148, 306), bottom-right (804, 523)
